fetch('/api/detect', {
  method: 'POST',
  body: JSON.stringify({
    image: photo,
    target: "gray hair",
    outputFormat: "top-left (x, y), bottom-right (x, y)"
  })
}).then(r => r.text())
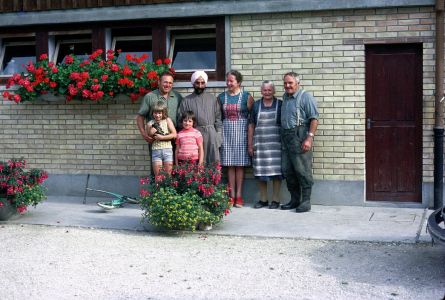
top-left (261, 80), bottom-right (275, 92)
top-left (283, 72), bottom-right (300, 83)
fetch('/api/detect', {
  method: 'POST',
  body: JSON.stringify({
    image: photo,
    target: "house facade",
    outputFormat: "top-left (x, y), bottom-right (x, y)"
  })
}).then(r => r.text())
top-left (0, 0), bottom-right (442, 207)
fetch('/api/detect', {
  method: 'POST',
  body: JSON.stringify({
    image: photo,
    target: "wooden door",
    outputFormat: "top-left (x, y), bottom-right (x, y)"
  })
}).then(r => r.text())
top-left (365, 44), bottom-right (422, 202)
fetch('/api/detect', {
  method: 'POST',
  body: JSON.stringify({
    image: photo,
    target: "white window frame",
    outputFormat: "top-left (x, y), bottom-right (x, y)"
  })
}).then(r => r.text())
top-left (52, 37), bottom-right (92, 63)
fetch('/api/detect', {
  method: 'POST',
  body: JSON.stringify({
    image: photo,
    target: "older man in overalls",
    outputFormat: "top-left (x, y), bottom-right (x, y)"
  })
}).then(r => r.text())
top-left (280, 72), bottom-right (319, 213)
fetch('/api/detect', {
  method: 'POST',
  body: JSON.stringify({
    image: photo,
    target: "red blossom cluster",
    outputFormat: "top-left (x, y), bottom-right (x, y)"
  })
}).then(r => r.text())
top-left (0, 159), bottom-right (48, 214)
top-left (2, 49), bottom-right (174, 104)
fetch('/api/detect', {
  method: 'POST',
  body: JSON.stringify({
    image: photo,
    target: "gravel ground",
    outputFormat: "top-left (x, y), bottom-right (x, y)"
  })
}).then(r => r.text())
top-left (0, 224), bottom-right (444, 300)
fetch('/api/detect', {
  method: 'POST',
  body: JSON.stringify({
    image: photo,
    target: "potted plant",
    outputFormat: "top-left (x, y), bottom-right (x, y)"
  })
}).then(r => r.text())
top-left (139, 162), bottom-right (232, 231)
top-left (0, 158), bottom-right (48, 220)
top-left (2, 50), bottom-right (173, 103)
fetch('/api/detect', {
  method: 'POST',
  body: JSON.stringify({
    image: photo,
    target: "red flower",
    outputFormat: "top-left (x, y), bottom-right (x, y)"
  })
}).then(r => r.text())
top-left (65, 55), bottom-right (74, 64)
top-left (70, 72), bottom-right (81, 81)
top-left (39, 53), bottom-right (48, 60)
top-left (49, 82), bottom-right (57, 88)
top-left (82, 89), bottom-right (91, 98)
top-left (76, 81), bottom-right (84, 89)
top-left (110, 64), bottom-right (119, 72)
top-left (122, 65), bottom-right (133, 76)
top-left (68, 86), bottom-right (78, 96)
top-left (156, 59), bottom-right (162, 65)
top-left (147, 71), bottom-right (158, 80)
top-left (13, 94), bottom-right (21, 103)
top-left (163, 58), bottom-right (171, 65)
top-left (101, 74), bottom-right (108, 82)
top-left (17, 205), bottom-right (27, 214)
top-left (26, 63), bottom-right (35, 73)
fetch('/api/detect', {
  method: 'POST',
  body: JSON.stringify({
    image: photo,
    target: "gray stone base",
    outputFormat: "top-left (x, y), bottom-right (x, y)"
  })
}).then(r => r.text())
top-left (45, 174), bottom-right (437, 208)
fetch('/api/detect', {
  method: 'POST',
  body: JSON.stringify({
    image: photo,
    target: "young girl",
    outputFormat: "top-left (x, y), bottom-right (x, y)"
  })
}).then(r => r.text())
top-left (146, 101), bottom-right (177, 176)
top-left (175, 111), bottom-right (204, 165)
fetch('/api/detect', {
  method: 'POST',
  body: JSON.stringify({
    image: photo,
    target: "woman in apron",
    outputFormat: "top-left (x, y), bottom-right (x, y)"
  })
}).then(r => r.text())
top-left (248, 81), bottom-right (283, 209)
top-left (218, 70), bottom-right (254, 207)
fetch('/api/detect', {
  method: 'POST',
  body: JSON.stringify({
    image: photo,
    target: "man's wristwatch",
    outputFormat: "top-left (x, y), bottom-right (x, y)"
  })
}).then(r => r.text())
top-left (308, 132), bottom-right (315, 138)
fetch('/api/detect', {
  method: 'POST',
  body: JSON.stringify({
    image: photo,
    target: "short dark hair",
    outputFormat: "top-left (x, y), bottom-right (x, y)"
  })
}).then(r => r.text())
top-left (160, 71), bottom-right (174, 81)
top-left (226, 70), bottom-right (243, 84)
top-left (181, 111), bottom-right (197, 128)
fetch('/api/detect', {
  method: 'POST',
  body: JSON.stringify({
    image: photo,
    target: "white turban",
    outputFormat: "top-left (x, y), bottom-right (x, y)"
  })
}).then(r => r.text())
top-left (191, 71), bottom-right (208, 85)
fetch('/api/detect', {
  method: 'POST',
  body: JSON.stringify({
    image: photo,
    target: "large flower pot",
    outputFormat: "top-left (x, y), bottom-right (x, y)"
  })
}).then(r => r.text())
top-left (0, 199), bottom-right (17, 221)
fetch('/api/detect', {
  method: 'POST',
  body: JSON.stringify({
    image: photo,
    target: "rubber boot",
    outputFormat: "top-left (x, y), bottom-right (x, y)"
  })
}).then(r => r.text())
top-left (281, 192), bottom-right (301, 210)
top-left (295, 188), bottom-right (311, 213)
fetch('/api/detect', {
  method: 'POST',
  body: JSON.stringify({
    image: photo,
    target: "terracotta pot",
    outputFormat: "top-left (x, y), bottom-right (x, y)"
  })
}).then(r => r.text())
top-left (0, 198), bottom-right (17, 221)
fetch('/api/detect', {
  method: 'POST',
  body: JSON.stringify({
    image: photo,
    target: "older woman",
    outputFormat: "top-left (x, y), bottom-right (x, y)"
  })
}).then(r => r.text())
top-left (248, 81), bottom-right (283, 209)
top-left (218, 70), bottom-right (254, 207)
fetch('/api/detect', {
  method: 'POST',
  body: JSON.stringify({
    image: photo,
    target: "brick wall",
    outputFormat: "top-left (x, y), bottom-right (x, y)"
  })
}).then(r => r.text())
top-left (0, 97), bottom-right (148, 176)
top-left (230, 7), bottom-right (436, 181)
top-left (0, 6), bottom-right (438, 184)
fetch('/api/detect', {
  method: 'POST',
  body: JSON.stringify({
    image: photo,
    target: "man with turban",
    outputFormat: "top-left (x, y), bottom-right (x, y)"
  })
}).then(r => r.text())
top-left (178, 71), bottom-right (222, 164)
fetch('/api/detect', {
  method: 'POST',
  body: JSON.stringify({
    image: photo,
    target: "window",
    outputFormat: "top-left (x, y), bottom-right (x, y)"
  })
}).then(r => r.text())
top-left (53, 34), bottom-right (92, 64)
top-left (0, 39), bottom-right (36, 75)
top-left (0, 17), bottom-right (226, 81)
top-left (168, 28), bottom-right (216, 72)
top-left (112, 36), bottom-right (152, 64)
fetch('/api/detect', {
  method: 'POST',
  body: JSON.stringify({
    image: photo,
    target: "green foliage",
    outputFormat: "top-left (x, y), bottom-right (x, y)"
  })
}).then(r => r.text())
top-left (139, 162), bottom-right (231, 231)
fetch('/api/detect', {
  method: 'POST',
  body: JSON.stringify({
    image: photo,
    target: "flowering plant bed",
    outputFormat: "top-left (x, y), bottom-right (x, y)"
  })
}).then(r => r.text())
top-left (139, 162), bottom-right (231, 231)
top-left (0, 159), bottom-right (48, 214)
top-left (2, 50), bottom-right (172, 103)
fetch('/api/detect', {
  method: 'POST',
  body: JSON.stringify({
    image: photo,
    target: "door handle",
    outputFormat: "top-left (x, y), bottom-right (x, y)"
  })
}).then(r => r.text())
top-left (366, 118), bottom-right (375, 129)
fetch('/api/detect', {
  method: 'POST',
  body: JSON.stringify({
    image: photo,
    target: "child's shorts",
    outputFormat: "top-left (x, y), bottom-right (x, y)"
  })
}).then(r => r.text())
top-left (152, 148), bottom-right (173, 163)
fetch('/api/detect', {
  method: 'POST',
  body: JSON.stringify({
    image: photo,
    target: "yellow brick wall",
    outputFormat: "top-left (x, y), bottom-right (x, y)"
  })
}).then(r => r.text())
top-left (0, 6), bottom-right (438, 182)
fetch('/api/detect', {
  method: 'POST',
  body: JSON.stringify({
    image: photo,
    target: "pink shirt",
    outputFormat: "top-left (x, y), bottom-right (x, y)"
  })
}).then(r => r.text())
top-left (176, 128), bottom-right (203, 161)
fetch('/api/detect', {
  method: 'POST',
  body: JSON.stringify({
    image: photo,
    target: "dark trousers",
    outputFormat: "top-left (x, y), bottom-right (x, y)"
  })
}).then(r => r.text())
top-left (281, 127), bottom-right (314, 203)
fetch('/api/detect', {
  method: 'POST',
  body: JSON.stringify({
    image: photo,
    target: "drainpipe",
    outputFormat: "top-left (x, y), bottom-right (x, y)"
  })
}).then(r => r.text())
top-left (434, 0), bottom-right (444, 210)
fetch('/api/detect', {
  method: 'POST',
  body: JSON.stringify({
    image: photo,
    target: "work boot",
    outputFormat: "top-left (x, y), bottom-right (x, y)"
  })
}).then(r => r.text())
top-left (295, 201), bottom-right (311, 213)
top-left (281, 193), bottom-right (300, 210)
top-left (295, 188), bottom-right (312, 213)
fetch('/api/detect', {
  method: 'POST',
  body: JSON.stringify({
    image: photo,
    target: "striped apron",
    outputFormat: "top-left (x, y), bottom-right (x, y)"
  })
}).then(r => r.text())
top-left (253, 100), bottom-right (282, 177)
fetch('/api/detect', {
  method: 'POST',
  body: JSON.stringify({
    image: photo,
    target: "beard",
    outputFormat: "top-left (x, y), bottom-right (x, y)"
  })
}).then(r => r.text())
top-left (194, 87), bottom-right (205, 95)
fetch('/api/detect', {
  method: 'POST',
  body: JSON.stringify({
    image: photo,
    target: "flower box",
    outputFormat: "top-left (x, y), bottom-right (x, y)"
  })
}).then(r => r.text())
top-left (2, 50), bottom-right (172, 104)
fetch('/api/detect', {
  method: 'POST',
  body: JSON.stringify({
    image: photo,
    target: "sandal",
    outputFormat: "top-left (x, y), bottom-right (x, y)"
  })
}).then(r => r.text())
top-left (234, 197), bottom-right (244, 208)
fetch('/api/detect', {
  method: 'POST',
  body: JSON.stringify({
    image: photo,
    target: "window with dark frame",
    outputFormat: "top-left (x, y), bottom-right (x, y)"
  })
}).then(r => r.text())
top-left (0, 38), bottom-right (36, 75)
top-left (169, 31), bottom-right (216, 72)
top-left (113, 36), bottom-right (152, 65)
top-left (53, 34), bottom-right (92, 64)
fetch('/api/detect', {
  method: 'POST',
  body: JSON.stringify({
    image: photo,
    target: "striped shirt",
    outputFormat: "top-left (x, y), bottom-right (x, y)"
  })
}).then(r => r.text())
top-left (176, 128), bottom-right (203, 161)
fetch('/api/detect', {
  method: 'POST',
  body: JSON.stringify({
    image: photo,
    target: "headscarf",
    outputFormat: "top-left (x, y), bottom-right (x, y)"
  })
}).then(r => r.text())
top-left (190, 71), bottom-right (208, 85)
